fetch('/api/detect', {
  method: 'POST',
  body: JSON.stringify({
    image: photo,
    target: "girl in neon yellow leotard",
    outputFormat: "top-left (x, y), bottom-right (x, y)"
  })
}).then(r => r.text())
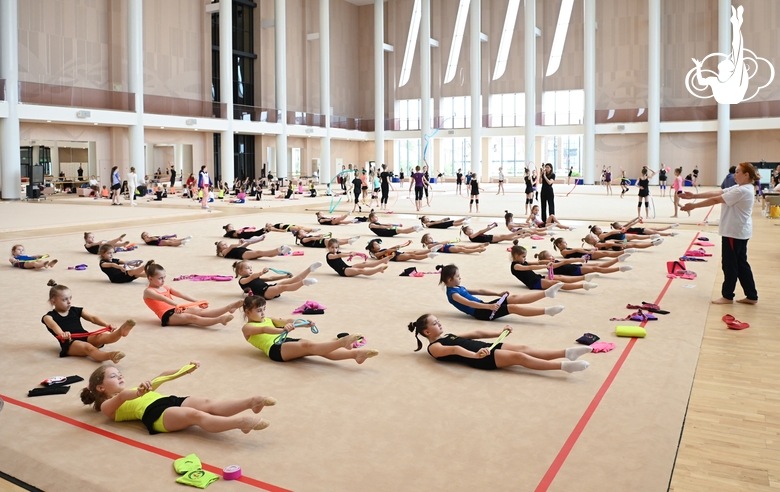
top-left (80, 361), bottom-right (275, 435)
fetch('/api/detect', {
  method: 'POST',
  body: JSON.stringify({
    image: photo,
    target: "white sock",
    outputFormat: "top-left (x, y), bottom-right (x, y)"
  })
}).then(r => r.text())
top-left (279, 245), bottom-right (292, 255)
top-left (584, 273), bottom-right (600, 282)
top-left (414, 225), bottom-right (424, 232)
top-left (348, 236), bottom-right (359, 245)
top-left (545, 283), bottom-right (564, 298)
top-left (310, 261), bottom-right (323, 272)
top-left (652, 238), bottom-right (664, 246)
top-left (624, 248), bottom-right (637, 253)
top-left (619, 265), bottom-right (633, 272)
top-left (671, 223), bottom-right (679, 228)
top-left (312, 228), bottom-right (321, 232)
top-left (618, 253), bottom-right (631, 262)
top-left (562, 360), bottom-right (590, 373)
top-left (303, 278), bottom-right (317, 286)
top-left (568, 226), bottom-right (576, 231)
top-left (428, 252), bottom-right (439, 258)
top-left (431, 244), bottom-right (444, 252)
top-left (650, 234), bottom-right (661, 239)
top-left (671, 231), bottom-right (679, 236)
top-left (583, 282), bottom-right (598, 290)
top-left (545, 305), bottom-right (565, 316)
top-left (565, 346), bottom-right (593, 361)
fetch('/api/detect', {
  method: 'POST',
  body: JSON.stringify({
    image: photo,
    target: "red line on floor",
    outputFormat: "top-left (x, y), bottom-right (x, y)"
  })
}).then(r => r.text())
top-left (534, 231), bottom-right (702, 492)
top-left (0, 394), bottom-right (291, 492)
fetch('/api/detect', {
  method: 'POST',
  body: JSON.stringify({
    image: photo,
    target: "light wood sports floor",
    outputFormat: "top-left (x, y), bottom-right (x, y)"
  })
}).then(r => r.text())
top-left (0, 183), bottom-right (776, 492)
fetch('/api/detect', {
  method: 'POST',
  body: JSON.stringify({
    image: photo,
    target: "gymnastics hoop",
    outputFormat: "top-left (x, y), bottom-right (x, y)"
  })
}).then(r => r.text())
top-left (487, 328), bottom-right (511, 350)
top-left (649, 195), bottom-right (657, 219)
top-left (175, 300), bottom-right (209, 314)
top-left (56, 326), bottom-right (112, 342)
top-left (274, 318), bottom-right (319, 345)
top-left (327, 170), bottom-right (354, 213)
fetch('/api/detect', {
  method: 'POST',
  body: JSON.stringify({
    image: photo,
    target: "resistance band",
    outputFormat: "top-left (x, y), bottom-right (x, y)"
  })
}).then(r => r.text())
top-left (175, 300), bottom-right (209, 313)
top-left (268, 268), bottom-right (291, 276)
top-left (150, 364), bottom-right (197, 391)
top-left (15, 254), bottom-right (49, 262)
top-left (56, 327), bottom-right (111, 342)
top-left (487, 329), bottom-right (511, 351)
top-left (274, 319), bottom-right (319, 345)
top-left (488, 293), bottom-right (509, 320)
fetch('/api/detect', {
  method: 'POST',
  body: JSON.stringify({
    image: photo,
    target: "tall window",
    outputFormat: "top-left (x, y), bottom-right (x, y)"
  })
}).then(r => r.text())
top-left (489, 93), bottom-right (525, 127)
top-left (439, 96), bottom-right (471, 129)
top-left (396, 139), bottom-right (421, 175)
top-left (541, 89), bottom-right (584, 125)
top-left (441, 138), bottom-right (470, 176)
top-left (291, 148), bottom-right (301, 177)
top-left (544, 135), bottom-right (582, 174)
top-left (489, 137), bottom-right (525, 177)
top-left (397, 99), bottom-right (420, 131)
top-left (234, 135), bottom-right (255, 181)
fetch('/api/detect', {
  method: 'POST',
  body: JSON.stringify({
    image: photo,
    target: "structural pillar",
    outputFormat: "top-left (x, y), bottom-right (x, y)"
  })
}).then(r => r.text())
top-left (420, 0), bottom-right (431, 170)
top-left (128, 0), bottom-right (144, 181)
top-left (647, 0), bottom-right (660, 184)
top-left (275, 0), bottom-right (288, 179)
top-left (524, 0), bottom-right (536, 174)
top-left (374, 0), bottom-right (385, 172)
top-left (320, 0), bottom-right (331, 185)
top-left (219, 0), bottom-right (235, 183)
top-left (583, 0), bottom-right (595, 185)
top-left (717, 0), bottom-right (731, 183)
top-left (0, 0), bottom-right (21, 199)
top-left (470, 0), bottom-right (481, 177)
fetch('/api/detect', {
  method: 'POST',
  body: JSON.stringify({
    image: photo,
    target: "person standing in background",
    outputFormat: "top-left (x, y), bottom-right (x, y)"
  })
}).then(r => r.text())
top-left (169, 164), bottom-right (176, 190)
top-left (540, 163), bottom-right (556, 222)
top-left (111, 166), bottom-right (122, 206)
top-left (127, 167), bottom-right (138, 206)
top-left (198, 165), bottom-right (212, 210)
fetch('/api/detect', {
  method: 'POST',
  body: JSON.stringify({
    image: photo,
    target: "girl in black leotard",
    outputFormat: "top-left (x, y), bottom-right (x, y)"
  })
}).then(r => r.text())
top-left (589, 225), bottom-right (663, 243)
top-left (508, 243), bottom-right (599, 292)
top-left (533, 249), bottom-right (632, 277)
top-left (222, 224), bottom-right (268, 240)
top-left (293, 229), bottom-right (359, 248)
top-left (551, 237), bottom-right (632, 261)
top-left (324, 239), bottom-right (389, 277)
top-left (408, 314), bottom-right (591, 373)
top-left (460, 224), bottom-right (529, 244)
top-left (368, 211), bottom-right (423, 237)
top-left (84, 232), bottom-right (132, 255)
top-left (523, 169), bottom-right (534, 214)
top-left (42, 280), bottom-right (134, 363)
top-left (636, 167), bottom-right (656, 219)
top-left (140, 232), bottom-right (191, 247)
top-left (215, 239), bottom-right (292, 260)
top-left (366, 238), bottom-right (436, 262)
top-left (233, 260), bottom-right (320, 299)
top-left (98, 244), bottom-right (146, 283)
top-left (468, 173), bottom-right (484, 213)
top-left (609, 217), bottom-right (679, 237)
top-left (420, 216), bottom-right (470, 229)
top-left (315, 212), bottom-right (355, 226)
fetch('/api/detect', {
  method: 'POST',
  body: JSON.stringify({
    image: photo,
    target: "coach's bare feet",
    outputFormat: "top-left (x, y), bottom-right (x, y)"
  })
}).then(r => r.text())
top-left (251, 396), bottom-right (277, 413)
top-left (736, 298), bottom-right (758, 305)
top-left (711, 297), bottom-right (733, 305)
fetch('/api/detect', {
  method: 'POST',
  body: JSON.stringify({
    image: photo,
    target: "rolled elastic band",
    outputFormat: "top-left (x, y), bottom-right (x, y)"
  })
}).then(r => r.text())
top-left (223, 465), bottom-right (242, 480)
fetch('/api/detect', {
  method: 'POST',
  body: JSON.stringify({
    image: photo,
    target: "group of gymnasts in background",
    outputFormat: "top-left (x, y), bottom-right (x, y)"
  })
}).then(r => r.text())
top-left (12, 205), bottom-right (678, 438)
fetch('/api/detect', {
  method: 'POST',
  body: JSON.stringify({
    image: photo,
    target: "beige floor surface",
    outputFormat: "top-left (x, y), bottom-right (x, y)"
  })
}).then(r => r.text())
top-left (0, 183), bottom-right (761, 491)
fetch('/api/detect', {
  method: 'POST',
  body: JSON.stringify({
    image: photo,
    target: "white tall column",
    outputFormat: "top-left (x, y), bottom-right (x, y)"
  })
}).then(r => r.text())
top-left (128, 0), bottom-right (144, 184)
top-left (717, 0), bottom-right (731, 183)
top-left (524, 0), bottom-right (536, 172)
top-left (374, 0), bottom-right (385, 171)
top-left (0, 0), bottom-right (20, 199)
top-left (320, 0), bottom-right (331, 185)
top-left (420, 0), bottom-right (431, 169)
top-left (647, 0), bottom-right (660, 184)
top-left (219, 0), bottom-right (235, 183)
top-left (470, 0), bottom-right (481, 177)
top-left (275, 0), bottom-right (288, 179)
top-left (583, 0), bottom-right (595, 185)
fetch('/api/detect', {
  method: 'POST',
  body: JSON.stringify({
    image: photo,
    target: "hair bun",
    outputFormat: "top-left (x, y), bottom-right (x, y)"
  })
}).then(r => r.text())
top-left (512, 239), bottom-right (519, 245)
top-left (435, 264), bottom-right (444, 271)
top-left (407, 322), bottom-right (416, 332)
top-left (47, 279), bottom-right (57, 287)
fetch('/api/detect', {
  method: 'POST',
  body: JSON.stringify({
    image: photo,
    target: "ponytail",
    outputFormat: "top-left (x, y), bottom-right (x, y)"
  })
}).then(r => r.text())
top-left (144, 260), bottom-right (163, 277)
top-left (408, 314), bottom-right (431, 352)
top-left (214, 242), bottom-right (223, 256)
top-left (81, 365), bottom-right (110, 411)
top-left (232, 261), bottom-right (243, 277)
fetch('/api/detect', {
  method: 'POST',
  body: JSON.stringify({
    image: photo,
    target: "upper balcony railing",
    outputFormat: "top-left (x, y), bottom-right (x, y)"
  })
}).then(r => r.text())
top-left (144, 95), bottom-right (220, 118)
top-left (19, 82), bottom-right (134, 111)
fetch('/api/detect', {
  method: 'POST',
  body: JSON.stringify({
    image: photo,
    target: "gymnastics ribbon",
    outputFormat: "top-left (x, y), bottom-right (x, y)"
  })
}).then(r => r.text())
top-left (274, 319), bottom-right (319, 345)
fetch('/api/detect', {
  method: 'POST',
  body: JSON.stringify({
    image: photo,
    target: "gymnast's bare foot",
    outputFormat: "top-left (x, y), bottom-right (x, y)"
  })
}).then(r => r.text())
top-left (119, 319), bottom-right (136, 336)
top-left (711, 297), bottom-right (733, 305)
top-left (355, 349), bottom-right (379, 364)
top-left (251, 396), bottom-right (277, 413)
